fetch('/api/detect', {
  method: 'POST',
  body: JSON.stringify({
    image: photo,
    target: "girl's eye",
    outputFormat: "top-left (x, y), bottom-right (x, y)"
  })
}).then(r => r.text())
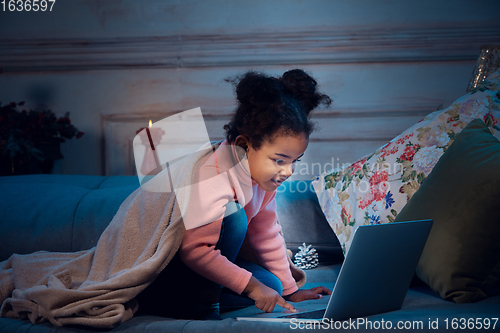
top-left (274, 158), bottom-right (301, 164)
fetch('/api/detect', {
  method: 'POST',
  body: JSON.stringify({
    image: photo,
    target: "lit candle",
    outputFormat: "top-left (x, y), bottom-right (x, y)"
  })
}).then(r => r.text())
top-left (145, 120), bottom-right (161, 169)
top-left (138, 120), bottom-right (164, 176)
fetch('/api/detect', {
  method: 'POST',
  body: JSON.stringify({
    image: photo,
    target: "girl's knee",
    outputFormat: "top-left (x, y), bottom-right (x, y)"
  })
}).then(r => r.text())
top-left (222, 202), bottom-right (247, 236)
top-left (265, 274), bottom-right (283, 296)
top-left (216, 202), bottom-right (247, 261)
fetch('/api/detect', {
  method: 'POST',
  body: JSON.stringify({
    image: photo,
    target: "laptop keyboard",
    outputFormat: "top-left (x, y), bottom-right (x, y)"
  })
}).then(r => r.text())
top-left (278, 309), bottom-right (326, 319)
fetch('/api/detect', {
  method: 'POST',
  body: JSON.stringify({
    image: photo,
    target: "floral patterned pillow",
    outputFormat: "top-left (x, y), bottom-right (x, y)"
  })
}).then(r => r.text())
top-left (312, 70), bottom-right (500, 255)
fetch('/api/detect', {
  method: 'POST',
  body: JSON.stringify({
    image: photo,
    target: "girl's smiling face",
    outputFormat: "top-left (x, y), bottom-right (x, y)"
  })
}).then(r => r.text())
top-left (242, 133), bottom-right (309, 192)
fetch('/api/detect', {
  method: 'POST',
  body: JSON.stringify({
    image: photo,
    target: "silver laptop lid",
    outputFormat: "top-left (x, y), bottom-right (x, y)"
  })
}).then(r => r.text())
top-left (325, 219), bottom-right (433, 321)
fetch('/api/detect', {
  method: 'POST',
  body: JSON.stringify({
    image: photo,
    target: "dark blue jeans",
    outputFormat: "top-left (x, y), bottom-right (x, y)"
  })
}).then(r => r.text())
top-left (136, 202), bottom-right (283, 319)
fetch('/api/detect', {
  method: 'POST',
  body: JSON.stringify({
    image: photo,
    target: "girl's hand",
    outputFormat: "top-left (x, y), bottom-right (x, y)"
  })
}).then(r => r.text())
top-left (244, 276), bottom-right (296, 313)
top-left (284, 286), bottom-right (332, 302)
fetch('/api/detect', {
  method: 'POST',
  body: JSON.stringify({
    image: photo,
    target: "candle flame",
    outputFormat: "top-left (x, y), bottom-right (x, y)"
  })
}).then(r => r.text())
top-left (149, 120), bottom-right (152, 127)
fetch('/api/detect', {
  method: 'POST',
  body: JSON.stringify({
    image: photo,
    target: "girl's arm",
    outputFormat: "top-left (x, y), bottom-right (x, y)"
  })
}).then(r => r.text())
top-left (179, 216), bottom-right (253, 294)
top-left (284, 286), bottom-right (332, 302)
top-left (246, 193), bottom-right (299, 296)
top-left (244, 276), bottom-right (296, 313)
top-left (247, 191), bottom-right (332, 302)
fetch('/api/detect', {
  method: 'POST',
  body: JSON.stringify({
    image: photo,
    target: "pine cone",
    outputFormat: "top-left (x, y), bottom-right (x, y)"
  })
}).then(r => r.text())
top-left (294, 243), bottom-right (319, 269)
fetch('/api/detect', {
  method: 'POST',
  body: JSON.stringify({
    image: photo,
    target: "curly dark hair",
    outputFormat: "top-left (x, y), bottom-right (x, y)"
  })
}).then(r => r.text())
top-left (224, 69), bottom-right (331, 149)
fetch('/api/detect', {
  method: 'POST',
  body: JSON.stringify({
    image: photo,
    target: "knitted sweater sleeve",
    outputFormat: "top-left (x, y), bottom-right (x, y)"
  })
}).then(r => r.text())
top-left (246, 192), bottom-right (298, 296)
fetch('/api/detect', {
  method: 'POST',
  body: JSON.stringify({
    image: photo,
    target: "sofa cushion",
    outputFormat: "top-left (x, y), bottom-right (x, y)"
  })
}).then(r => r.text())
top-left (0, 182), bottom-right (90, 261)
top-left (312, 70), bottom-right (500, 255)
top-left (276, 180), bottom-right (344, 265)
top-left (72, 185), bottom-right (139, 251)
top-left (0, 175), bottom-right (140, 261)
top-left (72, 183), bottom-right (139, 251)
top-left (0, 174), bottom-right (108, 189)
top-left (395, 119), bottom-right (500, 303)
top-left (98, 176), bottom-right (140, 189)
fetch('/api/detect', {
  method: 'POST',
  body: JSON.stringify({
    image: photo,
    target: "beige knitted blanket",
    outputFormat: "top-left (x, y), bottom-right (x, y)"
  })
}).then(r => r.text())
top-left (0, 181), bottom-right (185, 328)
top-left (0, 142), bottom-right (305, 328)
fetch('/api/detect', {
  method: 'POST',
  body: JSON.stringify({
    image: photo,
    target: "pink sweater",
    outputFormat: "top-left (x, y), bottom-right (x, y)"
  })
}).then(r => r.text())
top-left (178, 140), bottom-right (298, 296)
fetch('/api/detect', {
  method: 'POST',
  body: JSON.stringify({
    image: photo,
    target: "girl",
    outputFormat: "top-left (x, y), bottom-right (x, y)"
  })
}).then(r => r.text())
top-left (137, 69), bottom-right (332, 320)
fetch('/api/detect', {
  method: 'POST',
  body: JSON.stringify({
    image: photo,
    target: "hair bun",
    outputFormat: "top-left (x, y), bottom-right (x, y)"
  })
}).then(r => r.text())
top-left (233, 71), bottom-right (281, 107)
top-left (224, 69), bottom-right (331, 147)
top-left (280, 69), bottom-right (331, 113)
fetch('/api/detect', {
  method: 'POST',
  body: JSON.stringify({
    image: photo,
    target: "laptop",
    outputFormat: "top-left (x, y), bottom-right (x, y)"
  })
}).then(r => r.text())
top-left (236, 219), bottom-right (433, 323)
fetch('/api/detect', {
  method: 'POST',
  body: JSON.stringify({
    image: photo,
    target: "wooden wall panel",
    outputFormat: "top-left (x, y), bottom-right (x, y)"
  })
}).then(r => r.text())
top-left (2, 26), bottom-right (499, 73)
top-left (1, 1), bottom-right (499, 177)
